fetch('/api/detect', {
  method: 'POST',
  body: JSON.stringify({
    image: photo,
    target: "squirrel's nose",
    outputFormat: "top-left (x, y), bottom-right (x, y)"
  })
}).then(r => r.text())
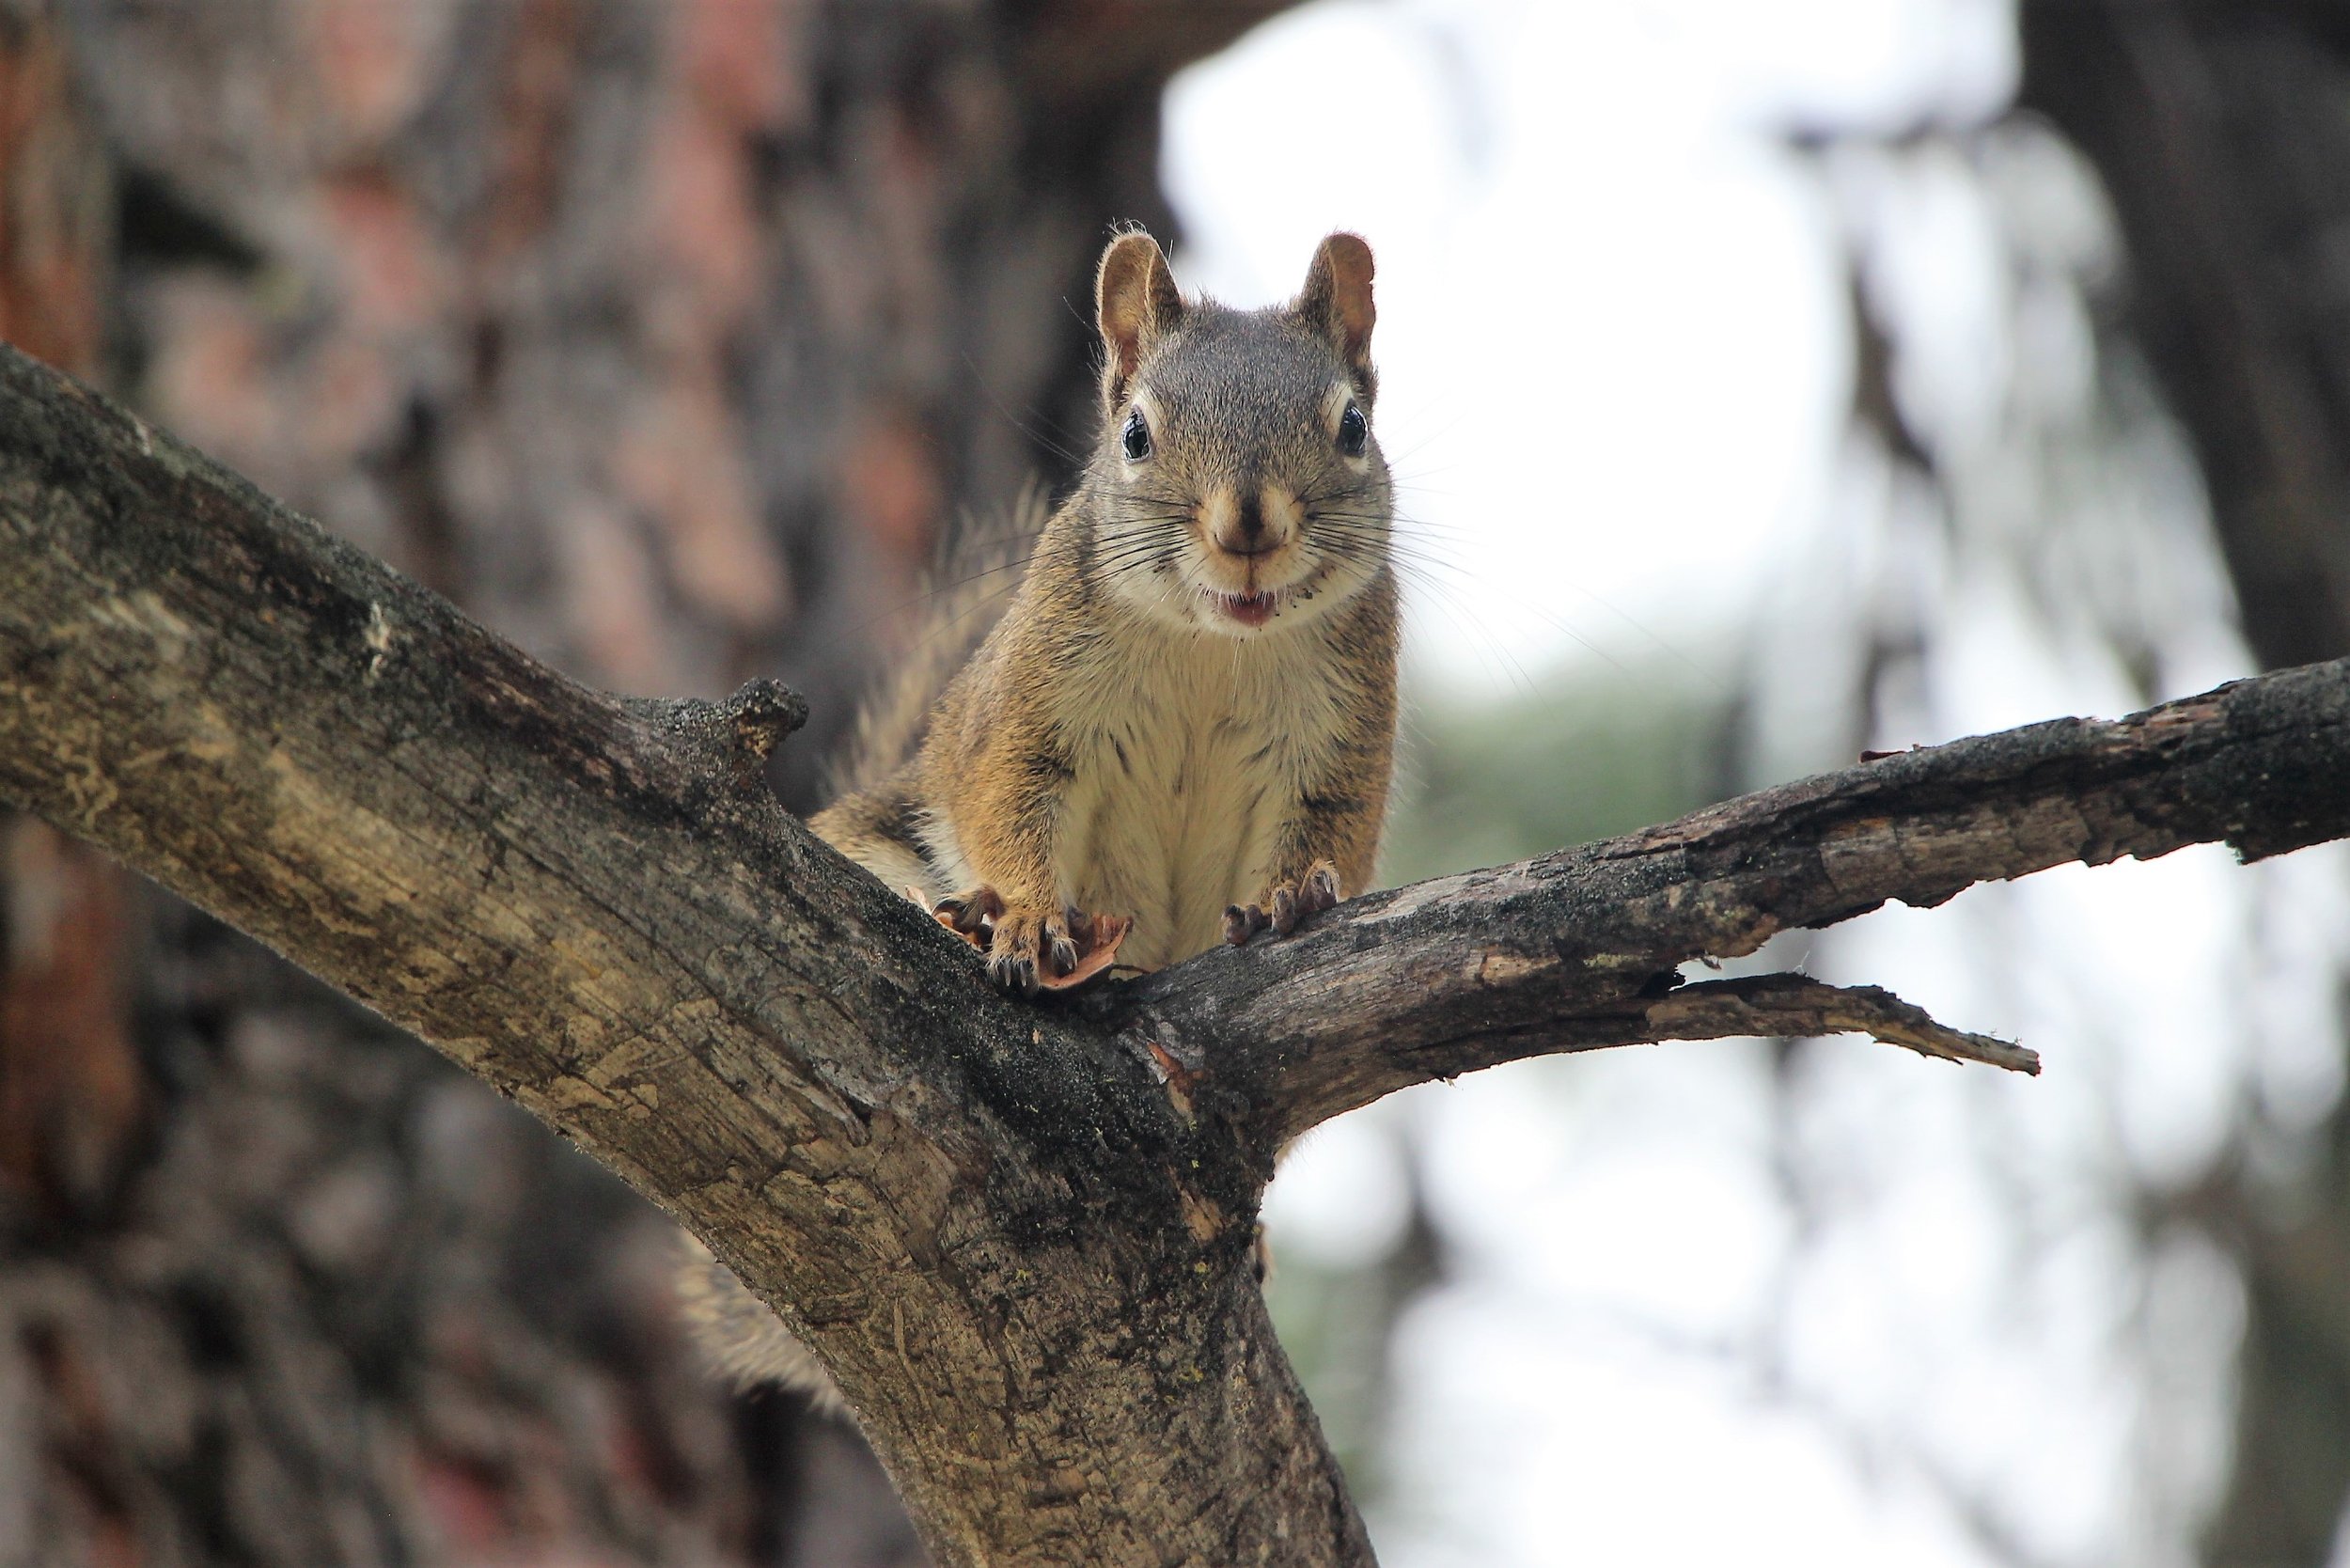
top-left (1211, 488), bottom-right (1288, 557)
top-left (1234, 496), bottom-right (1267, 545)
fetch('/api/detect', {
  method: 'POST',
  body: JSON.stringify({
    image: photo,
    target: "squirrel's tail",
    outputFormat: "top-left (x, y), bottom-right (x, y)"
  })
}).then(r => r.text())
top-left (823, 481), bottom-right (1050, 799)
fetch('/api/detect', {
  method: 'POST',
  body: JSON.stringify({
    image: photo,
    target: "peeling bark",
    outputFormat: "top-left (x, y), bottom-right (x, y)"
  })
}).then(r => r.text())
top-left (4, 341), bottom-right (2349, 1563)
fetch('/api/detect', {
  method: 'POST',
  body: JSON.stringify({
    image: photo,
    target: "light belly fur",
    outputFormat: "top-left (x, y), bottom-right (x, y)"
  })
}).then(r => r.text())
top-left (917, 624), bottom-right (1352, 971)
top-left (916, 744), bottom-right (1279, 968)
top-left (1059, 627), bottom-right (1346, 970)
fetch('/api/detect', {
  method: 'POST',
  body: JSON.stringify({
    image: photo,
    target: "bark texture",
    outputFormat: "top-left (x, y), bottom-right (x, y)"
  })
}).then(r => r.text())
top-left (1135, 664), bottom-right (2350, 1145)
top-left (0, 341), bottom-right (1354, 1567)
top-left (6, 341), bottom-right (2350, 1563)
top-left (0, 1), bottom-right (1297, 1561)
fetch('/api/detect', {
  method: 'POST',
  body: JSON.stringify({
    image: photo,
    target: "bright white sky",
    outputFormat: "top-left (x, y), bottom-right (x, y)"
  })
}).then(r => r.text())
top-left (1162, 5), bottom-right (2350, 1566)
top-left (1165, 0), bottom-right (2013, 695)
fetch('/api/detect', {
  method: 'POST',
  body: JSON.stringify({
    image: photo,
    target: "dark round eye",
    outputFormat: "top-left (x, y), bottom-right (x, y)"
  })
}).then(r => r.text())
top-left (1121, 407), bottom-right (1152, 461)
top-left (1338, 401), bottom-right (1369, 458)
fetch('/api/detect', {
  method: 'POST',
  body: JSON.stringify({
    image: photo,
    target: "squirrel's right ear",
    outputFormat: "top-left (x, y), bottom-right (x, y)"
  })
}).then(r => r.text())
top-left (1297, 232), bottom-right (1376, 385)
top-left (1097, 229), bottom-right (1184, 409)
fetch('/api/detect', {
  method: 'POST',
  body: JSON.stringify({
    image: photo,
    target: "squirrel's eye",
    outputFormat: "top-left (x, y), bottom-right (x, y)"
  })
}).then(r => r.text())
top-left (1121, 408), bottom-right (1152, 462)
top-left (1338, 401), bottom-right (1369, 458)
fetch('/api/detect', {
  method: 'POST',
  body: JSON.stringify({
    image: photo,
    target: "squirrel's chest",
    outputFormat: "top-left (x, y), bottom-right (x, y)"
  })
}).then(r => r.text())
top-left (1057, 641), bottom-right (1340, 967)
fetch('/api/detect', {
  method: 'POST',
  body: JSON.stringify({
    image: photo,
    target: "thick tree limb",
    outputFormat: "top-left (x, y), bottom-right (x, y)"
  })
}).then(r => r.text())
top-left (3, 340), bottom-right (2346, 1565)
top-left (0, 347), bottom-right (1348, 1568)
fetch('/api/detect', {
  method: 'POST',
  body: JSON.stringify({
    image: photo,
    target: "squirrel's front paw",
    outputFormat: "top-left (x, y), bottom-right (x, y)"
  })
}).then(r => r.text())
top-left (987, 902), bottom-right (1082, 995)
top-left (1223, 861), bottom-right (1342, 947)
top-left (932, 889), bottom-right (1131, 994)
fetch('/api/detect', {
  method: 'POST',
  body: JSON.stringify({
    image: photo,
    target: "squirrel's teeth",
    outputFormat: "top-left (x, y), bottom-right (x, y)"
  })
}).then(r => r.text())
top-left (1216, 589), bottom-right (1279, 628)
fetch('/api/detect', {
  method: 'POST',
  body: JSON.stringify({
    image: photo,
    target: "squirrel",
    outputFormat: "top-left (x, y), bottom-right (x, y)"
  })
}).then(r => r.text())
top-left (818, 227), bottom-right (1398, 987)
top-left (682, 227), bottom-right (1400, 1392)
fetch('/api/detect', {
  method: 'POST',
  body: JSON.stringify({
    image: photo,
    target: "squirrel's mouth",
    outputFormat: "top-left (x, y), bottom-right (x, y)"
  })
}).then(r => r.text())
top-left (1211, 588), bottom-right (1281, 627)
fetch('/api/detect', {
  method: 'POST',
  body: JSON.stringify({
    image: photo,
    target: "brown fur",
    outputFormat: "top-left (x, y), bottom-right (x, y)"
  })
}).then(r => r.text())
top-left (691, 229), bottom-right (1400, 1391)
top-left (815, 227), bottom-right (1399, 987)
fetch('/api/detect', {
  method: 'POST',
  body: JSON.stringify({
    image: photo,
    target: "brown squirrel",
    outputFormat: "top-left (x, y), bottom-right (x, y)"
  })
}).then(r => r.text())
top-left (818, 227), bottom-right (1398, 988)
top-left (683, 227), bottom-right (1400, 1389)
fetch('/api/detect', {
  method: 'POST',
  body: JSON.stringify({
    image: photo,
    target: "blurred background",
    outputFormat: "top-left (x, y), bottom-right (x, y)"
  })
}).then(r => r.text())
top-left (2, 1), bottom-right (2346, 1564)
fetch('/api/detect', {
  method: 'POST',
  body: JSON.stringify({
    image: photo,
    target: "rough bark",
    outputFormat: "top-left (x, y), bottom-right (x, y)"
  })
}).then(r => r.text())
top-left (6, 337), bottom-right (2350, 1562)
top-left (0, 1), bottom-right (1305, 1560)
top-left (1136, 663), bottom-right (2350, 1145)
top-left (0, 341), bottom-right (1352, 1564)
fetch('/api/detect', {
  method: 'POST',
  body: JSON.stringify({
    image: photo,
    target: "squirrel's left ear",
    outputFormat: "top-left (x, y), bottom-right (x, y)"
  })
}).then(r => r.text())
top-left (1097, 229), bottom-right (1184, 410)
top-left (1297, 232), bottom-right (1376, 383)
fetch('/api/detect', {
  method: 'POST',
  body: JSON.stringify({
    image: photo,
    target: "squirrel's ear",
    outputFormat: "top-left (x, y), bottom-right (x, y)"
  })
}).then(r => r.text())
top-left (1097, 229), bottom-right (1183, 407)
top-left (1297, 232), bottom-right (1376, 380)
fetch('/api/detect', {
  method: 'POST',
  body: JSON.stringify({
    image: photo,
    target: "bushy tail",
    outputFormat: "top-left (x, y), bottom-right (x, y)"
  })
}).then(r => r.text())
top-left (824, 482), bottom-right (1052, 799)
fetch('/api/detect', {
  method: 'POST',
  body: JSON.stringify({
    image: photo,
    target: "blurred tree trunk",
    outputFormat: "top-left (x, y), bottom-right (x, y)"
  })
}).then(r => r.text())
top-left (0, 1), bottom-right (1292, 1561)
top-left (2020, 6), bottom-right (2350, 1563)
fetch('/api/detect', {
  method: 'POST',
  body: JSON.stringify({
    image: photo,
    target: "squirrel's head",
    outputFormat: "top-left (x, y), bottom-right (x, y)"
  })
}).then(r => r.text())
top-left (1082, 228), bottom-right (1391, 638)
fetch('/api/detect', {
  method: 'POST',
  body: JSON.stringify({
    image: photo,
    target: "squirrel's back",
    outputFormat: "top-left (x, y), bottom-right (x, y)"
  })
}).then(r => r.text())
top-left (824, 484), bottom-right (1052, 797)
top-left (808, 488), bottom-right (1048, 893)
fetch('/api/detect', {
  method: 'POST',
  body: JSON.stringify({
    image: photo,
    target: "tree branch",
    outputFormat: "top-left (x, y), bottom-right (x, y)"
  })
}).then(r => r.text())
top-left (3, 339), bottom-right (2346, 1564)
top-left (1111, 655), bottom-right (2349, 1145)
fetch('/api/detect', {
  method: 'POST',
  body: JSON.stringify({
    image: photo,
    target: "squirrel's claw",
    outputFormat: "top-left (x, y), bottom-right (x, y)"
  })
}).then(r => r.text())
top-left (932, 886), bottom-right (1004, 937)
top-left (1225, 861), bottom-right (1342, 947)
top-left (1293, 862), bottom-right (1341, 924)
top-left (939, 891), bottom-right (1130, 994)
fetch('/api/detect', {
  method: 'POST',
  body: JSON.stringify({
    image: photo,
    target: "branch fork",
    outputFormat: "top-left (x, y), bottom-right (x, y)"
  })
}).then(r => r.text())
top-left (4, 343), bottom-right (2347, 1566)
